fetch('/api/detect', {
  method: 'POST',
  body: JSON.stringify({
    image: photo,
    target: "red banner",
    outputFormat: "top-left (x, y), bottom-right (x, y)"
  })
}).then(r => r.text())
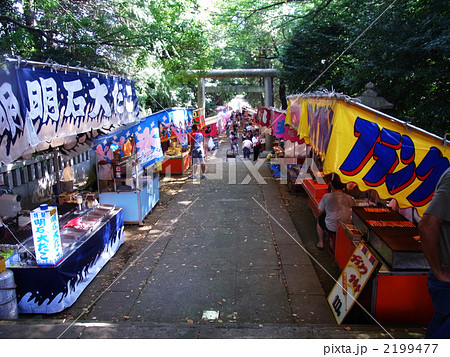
top-left (201, 123), bottom-right (218, 138)
top-left (257, 107), bottom-right (271, 127)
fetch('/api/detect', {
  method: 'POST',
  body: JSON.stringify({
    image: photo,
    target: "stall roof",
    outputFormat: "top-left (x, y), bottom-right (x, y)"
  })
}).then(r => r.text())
top-left (285, 92), bottom-right (450, 215)
top-left (0, 61), bottom-right (140, 165)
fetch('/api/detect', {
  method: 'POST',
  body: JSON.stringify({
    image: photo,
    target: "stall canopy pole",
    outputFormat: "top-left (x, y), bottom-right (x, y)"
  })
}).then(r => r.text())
top-left (53, 148), bottom-right (61, 197)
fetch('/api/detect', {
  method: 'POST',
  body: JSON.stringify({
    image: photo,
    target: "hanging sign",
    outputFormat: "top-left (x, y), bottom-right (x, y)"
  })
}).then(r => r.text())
top-left (285, 95), bottom-right (450, 215)
top-left (30, 204), bottom-right (63, 266)
top-left (328, 243), bottom-right (378, 324)
top-left (0, 64), bottom-right (140, 164)
top-left (159, 108), bottom-right (192, 148)
top-left (257, 107), bottom-right (271, 127)
top-left (270, 110), bottom-right (304, 144)
top-left (192, 108), bottom-right (205, 129)
top-left (134, 115), bottom-right (164, 167)
top-left (324, 100), bottom-right (450, 215)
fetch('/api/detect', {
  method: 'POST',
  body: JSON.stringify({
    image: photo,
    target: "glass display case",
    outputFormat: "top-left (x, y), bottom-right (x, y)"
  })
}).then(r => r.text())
top-left (98, 154), bottom-right (159, 225)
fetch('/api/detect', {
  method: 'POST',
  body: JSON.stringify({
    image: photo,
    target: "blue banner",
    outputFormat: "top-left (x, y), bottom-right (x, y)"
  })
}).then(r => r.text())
top-left (93, 112), bottom-right (165, 168)
top-left (159, 108), bottom-right (193, 148)
top-left (0, 64), bottom-right (140, 164)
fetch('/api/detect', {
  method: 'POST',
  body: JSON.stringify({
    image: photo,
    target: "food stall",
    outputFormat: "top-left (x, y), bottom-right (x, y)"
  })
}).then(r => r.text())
top-left (3, 203), bottom-right (123, 314)
top-left (93, 112), bottom-right (164, 225)
top-left (284, 93), bottom-right (450, 324)
top-left (333, 207), bottom-right (433, 323)
top-left (161, 141), bottom-right (192, 174)
top-left (0, 59), bottom-right (140, 313)
top-left (158, 108), bottom-right (194, 175)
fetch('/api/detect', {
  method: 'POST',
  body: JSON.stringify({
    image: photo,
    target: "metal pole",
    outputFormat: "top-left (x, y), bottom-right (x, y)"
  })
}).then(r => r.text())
top-left (53, 148), bottom-right (61, 197)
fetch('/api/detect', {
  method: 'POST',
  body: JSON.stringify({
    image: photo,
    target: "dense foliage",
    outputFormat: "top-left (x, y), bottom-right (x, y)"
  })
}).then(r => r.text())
top-left (0, 0), bottom-right (213, 113)
top-left (1, 0), bottom-right (448, 135)
top-left (279, 0), bottom-right (449, 136)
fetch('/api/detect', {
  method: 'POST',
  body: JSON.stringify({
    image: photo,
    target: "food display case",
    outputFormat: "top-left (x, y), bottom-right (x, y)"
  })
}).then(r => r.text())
top-left (3, 204), bottom-right (124, 314)
top-left (98, 154), bottom-right (159, 225)
top-left (352, 207), bottom-right (428, 270)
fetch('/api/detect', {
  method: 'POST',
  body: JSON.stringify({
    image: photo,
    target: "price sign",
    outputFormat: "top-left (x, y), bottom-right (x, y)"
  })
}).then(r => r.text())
top-left (327, 242), bottom-right (378, 324)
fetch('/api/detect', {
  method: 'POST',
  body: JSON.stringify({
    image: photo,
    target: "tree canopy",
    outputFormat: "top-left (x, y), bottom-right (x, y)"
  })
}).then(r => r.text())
top-left (278, 0), bottom-right (449, 136)
top-left (1, 0), bottom-right (213, 113)
top-left (1, 0), bottom-right (448, 135)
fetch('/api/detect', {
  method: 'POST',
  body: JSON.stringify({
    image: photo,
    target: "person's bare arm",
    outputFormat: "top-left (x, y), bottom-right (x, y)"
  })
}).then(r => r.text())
top-left (419, 213), bottom-right (450, 282)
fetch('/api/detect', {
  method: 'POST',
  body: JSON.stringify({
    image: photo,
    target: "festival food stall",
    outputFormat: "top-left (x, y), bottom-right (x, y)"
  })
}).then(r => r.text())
top-left (5, 203), bottom-right (124, 314)
top-left (93, 112), bottom-right (164, 225)
top-left (0, 59), bottom-right (140, 313)
top-left (159, 108), bottom-right (195, 175)
top-left (259, 107), bottom-right (308, 193)
top-left (284, 92), bottom-right (450, 323)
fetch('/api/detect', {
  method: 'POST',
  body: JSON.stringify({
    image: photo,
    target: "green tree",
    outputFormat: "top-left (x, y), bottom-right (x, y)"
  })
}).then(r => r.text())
top-left (0, 0), bottom-right (213, 112)
top-left (279, 0), bottom-right (449, 136)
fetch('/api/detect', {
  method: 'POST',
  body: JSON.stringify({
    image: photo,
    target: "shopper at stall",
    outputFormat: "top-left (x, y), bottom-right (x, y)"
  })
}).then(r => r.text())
top-left (316, 175), bottom-right (355, 250)
top-left (189, 124), bottom-right (206, 179)
top-left (418, 167), bottom-right (450, 338)
top-left (95, 145), bottom-right (115, 192)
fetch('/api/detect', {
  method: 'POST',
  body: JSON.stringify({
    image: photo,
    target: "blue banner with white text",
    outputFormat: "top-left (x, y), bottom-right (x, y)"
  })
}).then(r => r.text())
top-left (0, 64), bottom-right (140, 164)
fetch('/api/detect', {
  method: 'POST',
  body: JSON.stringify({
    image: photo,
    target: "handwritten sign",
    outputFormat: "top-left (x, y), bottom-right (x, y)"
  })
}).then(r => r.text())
top-left (327, 242), bottom-right (378, 324)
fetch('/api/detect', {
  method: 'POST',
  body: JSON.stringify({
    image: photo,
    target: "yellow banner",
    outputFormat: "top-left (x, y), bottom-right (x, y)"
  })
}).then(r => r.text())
top-left (323, 100), bottom-right (450, 215)
top-left (285, 97), bottom-right (302, 133)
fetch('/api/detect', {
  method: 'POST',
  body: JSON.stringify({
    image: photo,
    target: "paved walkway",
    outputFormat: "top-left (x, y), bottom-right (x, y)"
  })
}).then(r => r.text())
top-left (0, 135), bottom-right (426, 339)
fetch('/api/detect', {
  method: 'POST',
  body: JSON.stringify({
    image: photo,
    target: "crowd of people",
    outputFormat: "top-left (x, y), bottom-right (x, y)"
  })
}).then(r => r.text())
top-left (226, 109), bottom-right (261, 161)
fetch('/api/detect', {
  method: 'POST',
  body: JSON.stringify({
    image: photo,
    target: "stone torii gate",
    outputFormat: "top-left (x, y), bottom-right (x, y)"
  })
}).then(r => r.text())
top-left (197, 68), bottom-right (280, 111)
top-left (197, 68), bottom-right (279, 151)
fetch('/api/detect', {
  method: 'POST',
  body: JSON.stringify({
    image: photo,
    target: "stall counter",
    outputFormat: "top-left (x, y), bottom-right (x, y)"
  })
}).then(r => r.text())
top-left (10, 208), bottom-right (124, 314)
top-left (161, 152), bottom-right (192, 174)
top-left (99, 173), bottom-right (159, 225)
top-left (302, 178), bottom-right (329, 217)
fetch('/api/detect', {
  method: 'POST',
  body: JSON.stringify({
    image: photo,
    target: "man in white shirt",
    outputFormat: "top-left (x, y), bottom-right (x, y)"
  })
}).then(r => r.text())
top-left (316, 176), bottom-right (355, 250)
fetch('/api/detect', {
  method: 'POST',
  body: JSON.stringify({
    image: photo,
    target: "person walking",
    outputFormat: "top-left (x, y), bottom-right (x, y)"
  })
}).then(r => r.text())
top-left (242, 136), bottom-right (253, 159)
top-left (230, 131), bottom-right (239, 155)
top-left (189, 124), bottom-right (206, 179)
top-left (419, 167), bottom-right (450, 338)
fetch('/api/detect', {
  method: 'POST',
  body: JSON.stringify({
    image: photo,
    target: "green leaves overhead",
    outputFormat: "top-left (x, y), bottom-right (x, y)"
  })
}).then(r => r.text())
top-left (0, 0), bottom-right (448, 134)
top-left (1, 0), bottom-right (213, 111)
top-left (278, 0), bottom-right (449, 136)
